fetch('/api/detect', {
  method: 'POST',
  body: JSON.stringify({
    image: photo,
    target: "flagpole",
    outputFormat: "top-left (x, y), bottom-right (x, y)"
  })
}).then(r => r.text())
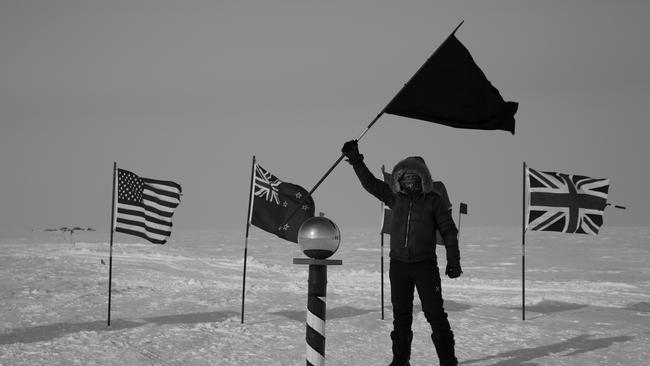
top-left (522, 161), bottom-right (527, 320)
top-left (380, 165), bottom-right (386, 320)
top-left (281, 21), bottom-right (466, 227)
top-left (241, 156), bottom-right (256, 324)
top-left (606, 203), bottom-right (627, 210)
top-left (107, 162), bottom-right (117, 327)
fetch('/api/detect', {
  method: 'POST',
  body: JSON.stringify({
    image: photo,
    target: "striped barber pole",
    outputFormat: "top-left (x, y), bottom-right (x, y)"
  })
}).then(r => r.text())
top-left (306, 295), bottom-right (326, 366)
top-left (294, 258), bottom-right (342, 366)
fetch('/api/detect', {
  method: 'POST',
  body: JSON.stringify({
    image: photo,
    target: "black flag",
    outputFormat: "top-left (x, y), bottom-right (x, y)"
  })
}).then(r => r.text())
top-left (385, 34), bottom-right (518, 134)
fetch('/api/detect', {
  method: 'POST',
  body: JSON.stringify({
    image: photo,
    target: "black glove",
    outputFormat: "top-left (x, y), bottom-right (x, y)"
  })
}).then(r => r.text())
top-left (445, 260), bottom-right (463, 279)
top-left (444, 243), bottom-right (462, 278)
top-left (341, 140), bottom-right (363, 165)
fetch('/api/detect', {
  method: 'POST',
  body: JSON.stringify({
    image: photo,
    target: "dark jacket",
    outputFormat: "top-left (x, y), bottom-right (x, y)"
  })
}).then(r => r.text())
top-left (352, 157), bottom-right (459, 264)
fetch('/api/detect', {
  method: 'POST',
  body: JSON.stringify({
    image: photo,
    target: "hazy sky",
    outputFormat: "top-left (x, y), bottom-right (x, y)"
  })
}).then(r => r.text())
top-left (1, 0), bottom-right (649, 235)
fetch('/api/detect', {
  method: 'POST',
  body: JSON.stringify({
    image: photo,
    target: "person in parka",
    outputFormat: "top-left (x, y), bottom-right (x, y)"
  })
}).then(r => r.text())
top-left (341, 140), bottom-right (462, 366)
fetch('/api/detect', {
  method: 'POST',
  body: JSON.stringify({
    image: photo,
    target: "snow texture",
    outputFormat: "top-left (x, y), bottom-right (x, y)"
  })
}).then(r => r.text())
top-left (1, 227), bottom-right (649, 365)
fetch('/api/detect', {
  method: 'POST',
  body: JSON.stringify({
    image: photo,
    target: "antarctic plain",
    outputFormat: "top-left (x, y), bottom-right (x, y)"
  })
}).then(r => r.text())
top-left (1, 226), bottom-right (649, 365)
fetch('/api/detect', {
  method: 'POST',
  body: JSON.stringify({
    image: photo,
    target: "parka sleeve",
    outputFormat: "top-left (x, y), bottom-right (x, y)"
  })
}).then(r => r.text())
top-left (351, 160), bottom-right (394, 207)
top-left (433, 183), bottom-right (460, 262)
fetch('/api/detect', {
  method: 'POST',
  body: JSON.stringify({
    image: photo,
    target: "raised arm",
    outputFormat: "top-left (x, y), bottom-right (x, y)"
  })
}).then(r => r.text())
top-left (341, 140), bottom-right (394, 207)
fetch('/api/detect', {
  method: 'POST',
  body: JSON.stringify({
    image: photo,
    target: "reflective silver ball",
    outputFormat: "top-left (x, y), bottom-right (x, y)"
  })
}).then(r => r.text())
top-left (297, 216), bottom-right (341, 259)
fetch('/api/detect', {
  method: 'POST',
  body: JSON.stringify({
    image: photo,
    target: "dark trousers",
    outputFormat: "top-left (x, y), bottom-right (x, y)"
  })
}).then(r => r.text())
top-left (389, 259), bottom-right (452, 338)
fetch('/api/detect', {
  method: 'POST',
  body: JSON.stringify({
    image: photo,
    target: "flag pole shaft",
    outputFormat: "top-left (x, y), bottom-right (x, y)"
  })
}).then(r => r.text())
top-left (380, 165), bottom-right (385, 320)
top-left (522, 161), bottom-right (527, 321)
top-left (606, 203), bottom-right (626, 210)
top-left (280, 114), bottom-right (381, 226)
top-left (241, 156), bottom-right (256, 324)
top-left (107, 162), bottom-right (117, 327)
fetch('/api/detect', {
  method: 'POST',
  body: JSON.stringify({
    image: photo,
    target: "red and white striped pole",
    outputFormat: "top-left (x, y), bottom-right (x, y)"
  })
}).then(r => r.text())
top-left (294, 258), bottom-right (342, 366)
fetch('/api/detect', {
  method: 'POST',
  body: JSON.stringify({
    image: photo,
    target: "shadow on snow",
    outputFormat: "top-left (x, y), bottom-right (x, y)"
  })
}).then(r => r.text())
top-left (270, 300), bottom-right (471, 323)
top-left (460, 334), bottom-right (633, 366)
top-left (270, 305), bottom-right (376, 322)
top-left (0, 310), bottom-right (238, 345)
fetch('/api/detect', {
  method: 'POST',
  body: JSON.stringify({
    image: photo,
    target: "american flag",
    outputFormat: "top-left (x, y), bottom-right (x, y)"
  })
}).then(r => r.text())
top-left (526, 167), bottom-right (609, 235)
top-left (115, 168), bottom-right (182, 244)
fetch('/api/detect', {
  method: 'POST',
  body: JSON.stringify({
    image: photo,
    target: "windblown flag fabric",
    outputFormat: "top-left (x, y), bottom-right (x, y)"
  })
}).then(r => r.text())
top-left (250, 163), bottom-right (315, 243)
top-left (384, 34), bottom-right (518, 134)
top-left (115, 168), bottom-right (182, 244)
top-left (526, 167), bottom-right (609, 235)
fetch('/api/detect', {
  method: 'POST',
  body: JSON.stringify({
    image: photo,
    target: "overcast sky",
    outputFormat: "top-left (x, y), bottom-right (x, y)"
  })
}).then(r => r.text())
top-left (1, 0), bottom-right (648, 236)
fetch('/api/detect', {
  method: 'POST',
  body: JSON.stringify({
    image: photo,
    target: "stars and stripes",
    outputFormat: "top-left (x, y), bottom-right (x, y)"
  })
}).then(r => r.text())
top-left (115, 168), bottom-right (182, 244)
top-left (526, 167), bottom-right (609, 235)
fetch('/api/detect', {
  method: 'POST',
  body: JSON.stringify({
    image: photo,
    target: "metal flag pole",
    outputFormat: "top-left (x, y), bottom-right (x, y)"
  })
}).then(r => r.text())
top-left (281, 21), bottom-right (465, 227)
top-left (241, 155), bottom-right (256, 324)
top-left (606, 203), bottom-right (627, 210)
top-left (107, 162), bottom-right (117, 326)
top-left (380, 165), bottom-right (386, 320)
top-left (522, 161), bottom-right (527, 320)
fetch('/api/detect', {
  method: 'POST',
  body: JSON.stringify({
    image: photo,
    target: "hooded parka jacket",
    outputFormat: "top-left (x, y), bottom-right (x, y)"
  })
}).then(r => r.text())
top-left (351, 156), bottom-right (460, 264)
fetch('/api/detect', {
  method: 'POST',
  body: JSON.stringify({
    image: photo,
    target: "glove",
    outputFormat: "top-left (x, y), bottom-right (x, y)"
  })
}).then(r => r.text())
top-left (341, 140), bottom-right (364, 165)
top-left (444, 243), bottom-right (462, 278)
top-left (445, 260), bottom-right (463, 279)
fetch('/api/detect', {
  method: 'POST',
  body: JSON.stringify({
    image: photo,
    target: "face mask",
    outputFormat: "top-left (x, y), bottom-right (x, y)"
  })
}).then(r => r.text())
top-left (400, 172), bottom-right (422, 193)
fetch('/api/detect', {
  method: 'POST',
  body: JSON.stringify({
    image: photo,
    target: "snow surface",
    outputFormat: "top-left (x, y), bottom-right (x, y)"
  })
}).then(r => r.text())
top-left (1, 227), bottom-right (649, 365)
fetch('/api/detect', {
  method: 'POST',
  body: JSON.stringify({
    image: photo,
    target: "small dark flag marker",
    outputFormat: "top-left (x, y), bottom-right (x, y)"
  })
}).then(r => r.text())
top-left (460, 202), bottom-right (468, 215)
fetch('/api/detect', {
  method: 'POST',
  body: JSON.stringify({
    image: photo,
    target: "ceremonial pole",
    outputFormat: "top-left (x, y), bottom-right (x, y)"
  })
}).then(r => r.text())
top-left (107, 162), bottom-right (117, 326)
top-left (294, 215), bottom-right (342, 365)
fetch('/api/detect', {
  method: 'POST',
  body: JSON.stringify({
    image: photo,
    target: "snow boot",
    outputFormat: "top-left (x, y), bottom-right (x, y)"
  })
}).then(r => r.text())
top-left (432, 331), bottom-right (458, 366)
top-left (389, 330), bottom-right (413, 366)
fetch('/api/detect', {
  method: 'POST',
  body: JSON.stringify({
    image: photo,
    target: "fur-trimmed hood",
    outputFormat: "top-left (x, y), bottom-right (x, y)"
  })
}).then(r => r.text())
top-left (391, 156), bottom-right (438, 194)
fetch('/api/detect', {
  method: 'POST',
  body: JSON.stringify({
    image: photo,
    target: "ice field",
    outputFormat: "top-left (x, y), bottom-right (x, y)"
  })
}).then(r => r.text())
top-left (1, 226), bottom-right (649, 365)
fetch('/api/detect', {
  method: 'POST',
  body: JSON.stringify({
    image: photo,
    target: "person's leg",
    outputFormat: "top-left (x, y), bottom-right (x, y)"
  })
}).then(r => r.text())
top-left (389, 260), bottom-right (415, 365)
top-left (414, 261), bottom-right (457, 366)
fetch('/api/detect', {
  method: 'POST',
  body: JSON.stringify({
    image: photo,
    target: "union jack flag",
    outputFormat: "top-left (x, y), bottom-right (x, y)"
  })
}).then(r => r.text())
top-left (526, 167), bottom-right (609, 235)
top-left (254, 164), bottom-right (281, 205)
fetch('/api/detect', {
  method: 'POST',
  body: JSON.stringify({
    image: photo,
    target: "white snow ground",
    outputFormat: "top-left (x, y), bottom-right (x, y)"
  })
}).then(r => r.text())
top-left (1, 227), bottom-right (649, 365)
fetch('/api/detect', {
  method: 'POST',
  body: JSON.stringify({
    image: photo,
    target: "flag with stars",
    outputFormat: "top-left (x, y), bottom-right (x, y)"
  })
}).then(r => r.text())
top-left (250, 163), bottom-right (315, 243)
top-left (526, 167), bottom-right (609, 235)
top-left (115, 168), bottom-right (182, 244)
